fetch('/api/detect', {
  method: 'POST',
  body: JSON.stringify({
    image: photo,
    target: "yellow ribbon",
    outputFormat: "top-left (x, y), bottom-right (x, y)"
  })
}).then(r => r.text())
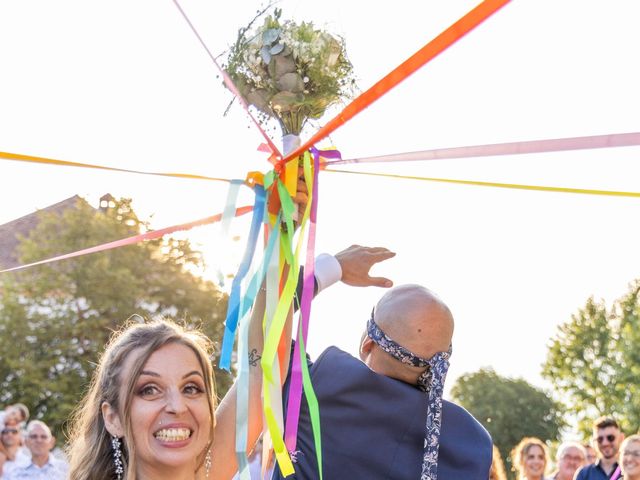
top-left (0, 151), bottom-right (231, 183)
top-left (326, 169), bottom-right (640, 198)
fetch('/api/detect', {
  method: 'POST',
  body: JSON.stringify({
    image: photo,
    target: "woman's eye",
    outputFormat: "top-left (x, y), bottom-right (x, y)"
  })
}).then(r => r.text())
top-left (138, 384), bottom-right (160, 397)
top-left (183, 383), bottom-right (204, 395)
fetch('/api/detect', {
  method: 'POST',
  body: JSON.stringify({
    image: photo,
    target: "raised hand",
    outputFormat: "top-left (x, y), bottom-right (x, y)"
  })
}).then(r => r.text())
top-left (335, 245), bottom-right (396, 288)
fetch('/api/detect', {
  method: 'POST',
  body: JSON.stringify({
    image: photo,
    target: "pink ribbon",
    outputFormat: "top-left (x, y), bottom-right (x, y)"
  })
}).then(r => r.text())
top-left (321, 132), bottom-right (640, 166)
top-left (172, 0), bottom-right (282, 162)
top-left (0, 206), bottom-right (253, 274)
top-left (611, 465), bottom-right (622, 480)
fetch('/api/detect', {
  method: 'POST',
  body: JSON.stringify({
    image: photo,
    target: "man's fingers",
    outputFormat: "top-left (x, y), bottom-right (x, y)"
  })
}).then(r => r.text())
top-left (295, 180), bottom-right (308, 195)
top-left (363, 250), bottom-right (396, 267)
top-left (369, 250), bottom-right (396, 261)
top-left (293, 191), bottom-right (308, 204)
top-left (367, 276), bottom-right (394, 288)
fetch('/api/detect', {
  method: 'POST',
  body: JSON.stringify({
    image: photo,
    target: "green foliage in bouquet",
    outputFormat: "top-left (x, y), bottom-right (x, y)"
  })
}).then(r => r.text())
top-left (224, 8), bottom-right (356, 136)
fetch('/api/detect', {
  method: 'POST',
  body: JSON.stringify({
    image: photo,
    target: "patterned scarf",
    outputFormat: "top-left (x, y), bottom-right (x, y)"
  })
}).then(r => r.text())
top-left (367, 311), bottom-right (452, 480)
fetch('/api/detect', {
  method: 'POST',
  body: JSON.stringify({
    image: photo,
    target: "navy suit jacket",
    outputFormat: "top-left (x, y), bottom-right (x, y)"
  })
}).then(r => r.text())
top-left (273, 346), bottom-right (492, 480)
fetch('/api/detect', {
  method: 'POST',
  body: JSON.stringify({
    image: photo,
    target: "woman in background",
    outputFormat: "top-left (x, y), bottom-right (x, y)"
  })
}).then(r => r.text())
top-left (511, 437), bottom-right (549, 480)
top-left (620, 434), bottom-right (640, 480)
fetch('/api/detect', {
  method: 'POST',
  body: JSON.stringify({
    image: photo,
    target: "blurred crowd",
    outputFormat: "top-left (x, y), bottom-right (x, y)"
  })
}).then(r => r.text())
top-left (2, 402), bottom-right (639, 479)
top-left (491, 416), bottom-right (638, 480)
top-left (0, 403), bottom-right (68, 479)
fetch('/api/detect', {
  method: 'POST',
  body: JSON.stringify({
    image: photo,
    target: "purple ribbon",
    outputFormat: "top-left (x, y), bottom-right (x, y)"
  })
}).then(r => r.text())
top-left (284, 146), bottom-right (341, 454)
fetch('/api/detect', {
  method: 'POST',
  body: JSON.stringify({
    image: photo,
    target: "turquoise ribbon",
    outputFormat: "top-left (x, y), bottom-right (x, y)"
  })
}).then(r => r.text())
top-left (216, 179), bottom-right (245, 286)
top-left (220, 185), bottom-right (266, 371)
top-left (235, 211), bottom-right (280, 477)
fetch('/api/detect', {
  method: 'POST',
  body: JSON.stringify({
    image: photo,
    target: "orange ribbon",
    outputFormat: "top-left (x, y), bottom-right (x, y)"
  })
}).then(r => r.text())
top-left (281, 0), bottom-right (511, 165)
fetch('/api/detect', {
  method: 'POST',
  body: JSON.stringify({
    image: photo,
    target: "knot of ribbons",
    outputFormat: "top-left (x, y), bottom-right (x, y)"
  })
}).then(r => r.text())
top-left (366, 310), bottom-right (452, 480)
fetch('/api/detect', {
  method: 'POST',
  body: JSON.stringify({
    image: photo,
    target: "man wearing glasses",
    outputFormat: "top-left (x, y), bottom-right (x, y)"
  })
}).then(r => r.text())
top-left (3, 420), bottom-right (67, 480)
top-left (548, 441), bottom-right (587, 480)
top-left (575, 416), bottom-right (625, 480)
top-left (0, 420), bottom-right (28, 478)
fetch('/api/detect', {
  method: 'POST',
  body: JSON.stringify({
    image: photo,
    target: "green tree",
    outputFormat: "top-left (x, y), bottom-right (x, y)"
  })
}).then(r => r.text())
top-left (450, 368), bottom-right (565, 479)
top-left (542, 280), bottom-right (640, 436)
top-left (0, 198), bottom-right (231, 438)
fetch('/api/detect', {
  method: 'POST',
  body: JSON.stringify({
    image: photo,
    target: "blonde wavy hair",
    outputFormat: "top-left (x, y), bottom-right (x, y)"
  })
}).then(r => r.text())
top-left (510, 436), bottom-right (549, 480)
top-left (490, 444), bottom-right (508, 480)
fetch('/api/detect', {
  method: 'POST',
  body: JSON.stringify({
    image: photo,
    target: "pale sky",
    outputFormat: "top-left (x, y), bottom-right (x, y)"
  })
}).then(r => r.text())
top-left (1, 0), bottom-right (639, 412)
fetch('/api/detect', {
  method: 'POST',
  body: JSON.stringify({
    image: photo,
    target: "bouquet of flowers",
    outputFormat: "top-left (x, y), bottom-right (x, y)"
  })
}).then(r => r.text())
top-left (224, 8), bottom-right (355, 137)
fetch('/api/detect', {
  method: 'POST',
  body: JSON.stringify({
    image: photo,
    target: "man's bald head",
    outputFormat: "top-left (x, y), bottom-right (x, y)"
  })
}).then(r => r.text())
top-left (360, 284), bottom-right (454, 383)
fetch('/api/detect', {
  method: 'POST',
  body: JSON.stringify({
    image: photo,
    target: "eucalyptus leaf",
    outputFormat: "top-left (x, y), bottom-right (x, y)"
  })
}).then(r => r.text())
top-left (262, 28), bottom-right (280, 45)
top-left (260, 46), bottom-right (271, 65)
top-left (270, 43), bottom-right (284, 55)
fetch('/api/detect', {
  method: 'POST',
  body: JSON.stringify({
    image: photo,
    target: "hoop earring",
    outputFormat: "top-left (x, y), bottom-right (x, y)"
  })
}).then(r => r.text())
top-left (205, 448), bottom-right (212, 478)
top-left (111, 435), bottom-right (124, 480)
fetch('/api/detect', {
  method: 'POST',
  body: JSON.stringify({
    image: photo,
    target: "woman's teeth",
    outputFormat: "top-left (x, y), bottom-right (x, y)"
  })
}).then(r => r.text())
top-left (154, 428), bottom-right (191, 441)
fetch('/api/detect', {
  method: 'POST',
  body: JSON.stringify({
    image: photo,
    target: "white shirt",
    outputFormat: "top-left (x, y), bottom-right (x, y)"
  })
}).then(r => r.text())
top-left (313, 253), bottom-right (342, 293)
top-left (1, 450), bottom-right (30, 479)
top-left (3, 455), bottom-right (67, 480)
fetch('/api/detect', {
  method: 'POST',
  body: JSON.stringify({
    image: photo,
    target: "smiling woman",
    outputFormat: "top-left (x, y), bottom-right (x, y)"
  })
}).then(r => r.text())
top-left (621, 435), bottom-right (640, 480)
top-left (67, 320), bottom-right (218, 480)
top-left (510, 437), bottom-right (549, 480)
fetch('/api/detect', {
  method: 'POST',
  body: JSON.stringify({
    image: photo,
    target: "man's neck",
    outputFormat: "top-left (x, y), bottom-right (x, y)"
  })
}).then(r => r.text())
top-left (31, 453), bottom-right (49, 468)
top-left (599, 456), bottom-right (617, 474)
top-left (4, 445), bottom-right (19, 460)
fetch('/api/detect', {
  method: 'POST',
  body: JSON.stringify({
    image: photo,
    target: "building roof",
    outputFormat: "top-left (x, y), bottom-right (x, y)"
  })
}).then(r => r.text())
top-left (0, 195), bottom-right (84, 269)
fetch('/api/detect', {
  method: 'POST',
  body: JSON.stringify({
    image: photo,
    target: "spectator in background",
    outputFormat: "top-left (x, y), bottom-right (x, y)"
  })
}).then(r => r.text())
top-left (490, 444), bottom-right (508, 480)
top-left (620, 434), bottom-right (640, 480)
top-left (575, 416), bottom-right (624, 480)
top-left (4, 420), bottom-right (67, 480)
top-left (546, 441), bottom-right (586, 480)
top-left (0, 405), bottom-right (29, 431)
top-left (511, 437), bottom-right (549, 480)
top-left (583, 443), bottom-right (597, 465)
top-left (0, 420), bottom-right (29, 478)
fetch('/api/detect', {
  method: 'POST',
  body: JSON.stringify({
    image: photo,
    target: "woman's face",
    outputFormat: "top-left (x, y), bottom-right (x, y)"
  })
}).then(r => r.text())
top-left (522, 445), bottom-right (546, 479)
top-left (126, 342), bottom-right (212, 478)
top-left (622, 440), bottom-right (640, 479)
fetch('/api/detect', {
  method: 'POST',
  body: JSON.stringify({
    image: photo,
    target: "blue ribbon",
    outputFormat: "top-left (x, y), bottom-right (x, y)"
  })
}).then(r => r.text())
top-left (219, 184), bottom-right (266, 371)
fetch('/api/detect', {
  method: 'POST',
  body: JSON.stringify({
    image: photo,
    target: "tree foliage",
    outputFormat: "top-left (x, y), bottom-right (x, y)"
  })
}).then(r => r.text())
top-left (450, 368), bottom-right (565, 478)
top-left (0, 198), bottom-right (232, 438)
top-left (542, 280), bottom-right (640, 436)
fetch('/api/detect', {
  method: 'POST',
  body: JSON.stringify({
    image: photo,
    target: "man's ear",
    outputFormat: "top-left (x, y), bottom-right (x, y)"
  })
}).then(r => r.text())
top-left (102, 402), bottom-right (124, 437)
top-left (359, 335), bottom-right (374, 361)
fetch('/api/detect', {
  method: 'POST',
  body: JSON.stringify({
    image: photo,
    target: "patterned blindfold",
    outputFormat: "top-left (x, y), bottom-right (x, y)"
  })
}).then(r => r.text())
top-left (367, 309), bottom-right (452, 480)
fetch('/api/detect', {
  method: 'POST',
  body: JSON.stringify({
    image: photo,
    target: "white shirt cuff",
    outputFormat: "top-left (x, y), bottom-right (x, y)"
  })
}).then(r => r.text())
top-left (314, 253), bottom-right (342, 293)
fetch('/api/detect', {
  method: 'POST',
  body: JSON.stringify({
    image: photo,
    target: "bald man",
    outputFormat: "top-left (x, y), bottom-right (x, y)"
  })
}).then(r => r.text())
top-left (273, 283), bottom-right (493, 480)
